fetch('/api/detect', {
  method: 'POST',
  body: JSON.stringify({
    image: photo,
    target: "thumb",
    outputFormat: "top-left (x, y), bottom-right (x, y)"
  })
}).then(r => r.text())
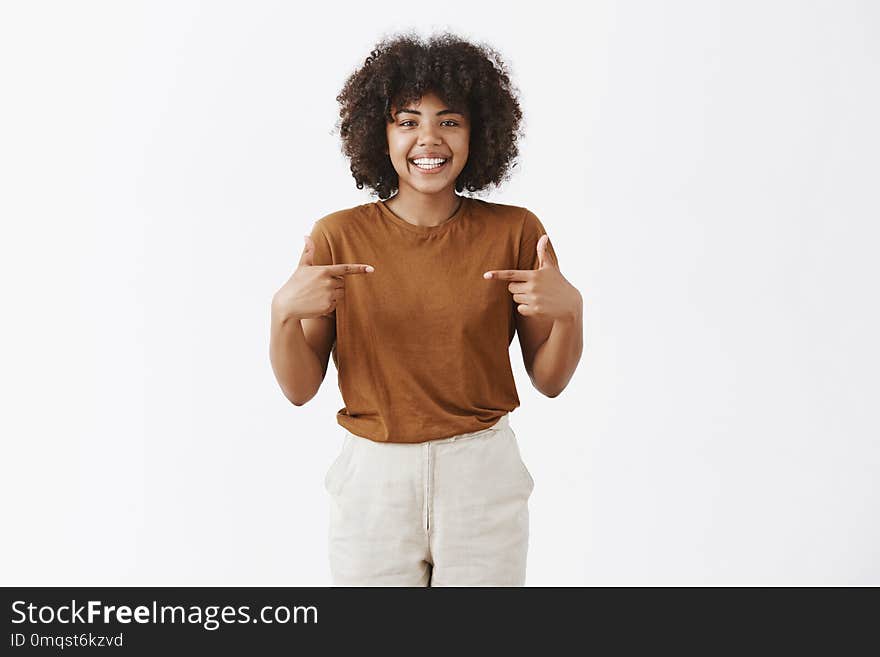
top-left (299, 235), bottom-right (315, 267)
top-left (536, 234), bottom-right (557, 270)
top-left (536, 234), bottom-right (548, 269)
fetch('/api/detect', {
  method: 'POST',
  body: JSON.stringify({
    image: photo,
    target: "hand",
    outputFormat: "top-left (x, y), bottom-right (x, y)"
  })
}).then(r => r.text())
top-left (483, 234), bottom-right (582, 321)
top-left (272, 235), bottom-right (374, 321)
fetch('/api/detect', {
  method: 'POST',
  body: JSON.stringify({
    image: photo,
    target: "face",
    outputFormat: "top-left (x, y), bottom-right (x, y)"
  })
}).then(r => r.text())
top-left (385, 90), bottom-right (470, 196)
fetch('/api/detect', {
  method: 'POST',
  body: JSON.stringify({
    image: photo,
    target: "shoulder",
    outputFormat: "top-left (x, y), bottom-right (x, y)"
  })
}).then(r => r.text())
top-left (468, 197), bottom-right (543, 235)
top-left (467, 197), bottom-right (532, 226)
top-left (311, 202), bottom-right (375, 237)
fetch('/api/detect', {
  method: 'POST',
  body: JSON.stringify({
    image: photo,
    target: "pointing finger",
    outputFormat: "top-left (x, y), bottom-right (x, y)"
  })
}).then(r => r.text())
top-left (483, 269), bottom-right (534, 281)
top-left (324, 263), bottom-right (375, 276)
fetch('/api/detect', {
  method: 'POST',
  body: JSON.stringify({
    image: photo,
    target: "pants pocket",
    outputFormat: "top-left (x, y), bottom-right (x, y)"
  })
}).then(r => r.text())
top-left (324, 434), bottom-right (353, 496)
top-left (507, 429), bottom-right (535, 495)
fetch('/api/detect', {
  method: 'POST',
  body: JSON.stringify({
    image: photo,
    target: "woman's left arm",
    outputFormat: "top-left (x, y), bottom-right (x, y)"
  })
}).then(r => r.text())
top-left (484, 234), bottom-right (584, 398)
top-left (526, 297), bottom-right (583, 397)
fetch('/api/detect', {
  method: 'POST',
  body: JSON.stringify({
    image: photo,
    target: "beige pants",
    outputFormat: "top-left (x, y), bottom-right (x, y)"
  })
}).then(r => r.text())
top-left (324, 413), bottom-right (534, 586)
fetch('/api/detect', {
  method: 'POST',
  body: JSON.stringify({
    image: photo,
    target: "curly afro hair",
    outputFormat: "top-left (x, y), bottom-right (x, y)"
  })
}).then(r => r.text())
top-left (334, 30), bottom-right (525, 200)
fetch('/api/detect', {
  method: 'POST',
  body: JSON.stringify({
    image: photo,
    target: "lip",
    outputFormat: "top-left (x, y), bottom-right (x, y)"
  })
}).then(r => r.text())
top-left (410, 157), bottom-right (451, 175)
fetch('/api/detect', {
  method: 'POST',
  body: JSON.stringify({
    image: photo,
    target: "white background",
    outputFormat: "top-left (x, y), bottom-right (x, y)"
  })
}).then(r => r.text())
top-left (1, 0), bottom-right (877, 586)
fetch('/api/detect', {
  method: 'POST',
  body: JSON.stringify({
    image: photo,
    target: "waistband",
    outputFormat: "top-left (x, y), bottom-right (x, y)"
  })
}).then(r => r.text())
top-left (345, 413), bottom-right (510, 446)
top-left (429, 413), bottom-right (510, 445)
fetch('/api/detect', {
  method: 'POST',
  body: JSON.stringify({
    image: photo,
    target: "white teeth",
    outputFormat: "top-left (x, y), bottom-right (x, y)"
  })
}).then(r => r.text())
top-left (412, 157), bottom-right (447, 170)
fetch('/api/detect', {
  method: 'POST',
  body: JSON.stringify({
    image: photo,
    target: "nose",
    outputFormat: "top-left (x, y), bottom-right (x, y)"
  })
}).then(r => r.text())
top-left (418, 123), bottom-right (442, 147)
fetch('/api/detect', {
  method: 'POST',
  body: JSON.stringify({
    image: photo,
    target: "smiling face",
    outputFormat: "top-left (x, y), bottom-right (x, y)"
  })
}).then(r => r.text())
top-left (385, 90), bottom-right (470, 197)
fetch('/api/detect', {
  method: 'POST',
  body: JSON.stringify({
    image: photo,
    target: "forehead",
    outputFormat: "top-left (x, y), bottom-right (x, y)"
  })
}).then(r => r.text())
top-left (401, 90), bottom-right (445, 106)
top-left (393, 90), bottom-right (455, 109)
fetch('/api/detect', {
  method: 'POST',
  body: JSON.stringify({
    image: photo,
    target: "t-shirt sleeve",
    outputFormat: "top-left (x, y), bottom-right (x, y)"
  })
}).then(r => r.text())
top-left (517, 209), bottom-right (559, 271)
top-left (308, 219), bottom-right (334, 267)
top-left (307, 219), bottom-right (336, 318)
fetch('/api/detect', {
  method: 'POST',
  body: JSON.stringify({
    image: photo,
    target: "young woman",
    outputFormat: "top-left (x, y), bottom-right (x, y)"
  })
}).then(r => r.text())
top-left (269, 31), bottom-right (583, 586)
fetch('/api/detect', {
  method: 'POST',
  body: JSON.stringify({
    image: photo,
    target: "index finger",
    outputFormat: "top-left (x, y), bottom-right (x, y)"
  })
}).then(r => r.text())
top-left (483, 269), bottom-right (533, 281)
top-left (323, 263), bottom-right (375, 276)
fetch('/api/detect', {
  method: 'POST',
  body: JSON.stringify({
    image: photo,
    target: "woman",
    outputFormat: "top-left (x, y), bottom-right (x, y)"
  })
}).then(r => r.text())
top-left (270, 31), bottom-right (583, 586)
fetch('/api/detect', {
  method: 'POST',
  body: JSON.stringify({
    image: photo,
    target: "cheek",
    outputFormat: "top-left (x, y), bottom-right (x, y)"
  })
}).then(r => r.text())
top-left (453, 148), bottom-right (469, 170)
top-left (387, 138), bottom-right (412, 163)
top-left (385, 143), bottom-right (406, 169)
top-left (385, 131), bottom-right (404, 153)
top-left (455, 136), bottom-right (470, 162)
top-left (391, 158), bottom-right (409, 177)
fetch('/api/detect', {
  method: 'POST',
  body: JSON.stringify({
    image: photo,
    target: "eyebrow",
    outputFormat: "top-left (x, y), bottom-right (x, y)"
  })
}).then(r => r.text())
top-left (395, 108), bottom-right (463, 117)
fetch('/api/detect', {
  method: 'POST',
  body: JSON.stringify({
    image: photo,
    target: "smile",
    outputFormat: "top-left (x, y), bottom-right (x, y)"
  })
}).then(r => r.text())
top-left (409, 158), bottom-right (449, 174)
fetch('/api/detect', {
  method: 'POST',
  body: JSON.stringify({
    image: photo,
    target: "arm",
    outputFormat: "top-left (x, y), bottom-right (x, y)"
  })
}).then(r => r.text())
top-left (269, 299), bottom-right (336, 406)
top-left (491, 225), bottom-right (584, 399)
top-left (502, 210), bottom-right (584, 398)
top-left (518, 294), bottom-right (583, 397)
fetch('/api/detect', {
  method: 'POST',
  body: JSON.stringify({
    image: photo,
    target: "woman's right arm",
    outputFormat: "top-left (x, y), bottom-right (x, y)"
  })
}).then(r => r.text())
top-left (269, 306), bottom-right (335, 406)
top-left (269, 235), bottom-right (373, 406)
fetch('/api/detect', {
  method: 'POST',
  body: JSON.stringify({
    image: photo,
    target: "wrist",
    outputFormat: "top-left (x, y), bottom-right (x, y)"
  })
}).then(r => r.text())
top-left (557, 290), bottom-right (583, 324)
top-left (271, 297), bottom-right (300, 325)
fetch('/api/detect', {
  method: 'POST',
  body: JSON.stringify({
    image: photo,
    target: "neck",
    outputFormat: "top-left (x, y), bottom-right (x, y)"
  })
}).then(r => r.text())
top-left (384, 187), bottom-right (462, 228)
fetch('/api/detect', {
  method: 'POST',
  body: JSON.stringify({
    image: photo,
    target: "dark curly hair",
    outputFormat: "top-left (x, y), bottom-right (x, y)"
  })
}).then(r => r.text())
top-left (334, 30), bottom-right (525, 200)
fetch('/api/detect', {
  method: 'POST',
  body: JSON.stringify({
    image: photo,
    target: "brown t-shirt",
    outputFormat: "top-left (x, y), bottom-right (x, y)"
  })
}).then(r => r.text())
top-left (307, 195), bottom-right (557, 443)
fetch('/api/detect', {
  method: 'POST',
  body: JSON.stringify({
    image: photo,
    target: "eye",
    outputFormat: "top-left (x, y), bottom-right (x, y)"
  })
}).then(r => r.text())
top-left (398, 120), bottom-right (460, 127)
